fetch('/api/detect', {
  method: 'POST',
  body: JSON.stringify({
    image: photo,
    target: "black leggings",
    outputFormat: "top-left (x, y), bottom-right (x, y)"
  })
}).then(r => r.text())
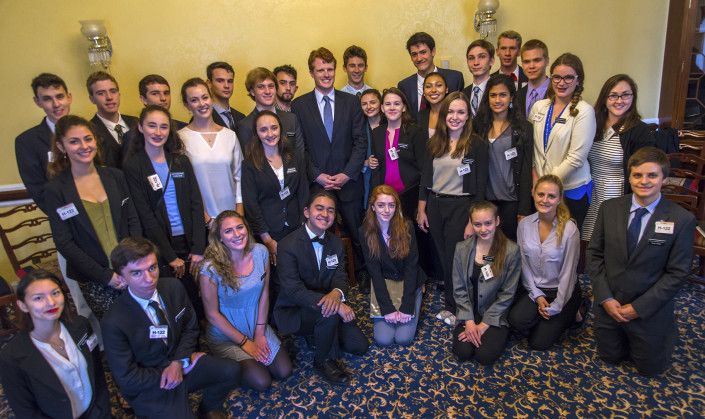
top-left (452, 320), bottom-right (510, 366)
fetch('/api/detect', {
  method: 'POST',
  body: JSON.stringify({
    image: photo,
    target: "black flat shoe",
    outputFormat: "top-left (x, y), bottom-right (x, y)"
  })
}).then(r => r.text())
top-left (304, 335), bottom-right (317, 351)
top-left (314, 359), bottom-right (350, 385)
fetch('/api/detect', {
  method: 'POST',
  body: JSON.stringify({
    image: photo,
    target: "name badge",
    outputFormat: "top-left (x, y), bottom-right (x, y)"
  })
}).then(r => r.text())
top-left (388, 147), bottom-right (399, 160)
top-left (286, 132), bottom-right (295, 137)
top-left (279, 186), bottom-right (291, 200)
top-left (286, 167), bottom-right (297, 174)
top-left (171, 172), bottom-right (185, 179)
top-left (555, 118), bottom-right (567, 124)
top-left (504, 147), bottom-right (518, 160)
top-left (148, 174), bottom-right (163, 191)
top-left (655, 221), bottom-right (674, 234)
top-left (47, 151), bottom-right (55, 163)
top-left (57, 203), bottom-right (79, 220)
top-left (482, 255), bottom-right (495, 262)
top-left (121, 198), bottom-right (130, 206)
top-left (398, 143), bottom-right (409, 149)
top-left (149, 325), bottom-right (169, 339)
top-left (174, 307), bottom-right (186, 322)
top-left (86, 333), bottom-right (99, 351)
top-left (603, 127), bottom-right (616, 142)
top-left (532, 113), bottom-right (544, 122)
top-left (457, 164), bottom-right (471, 176)
top-left (325, 254), bottom-right (339, 268)
top-left (481, 264), bottom-right (494, 280)
top-left (649, 239), bottom-right (666, 246)
top-left (461, 158), bottom-right (474, 165)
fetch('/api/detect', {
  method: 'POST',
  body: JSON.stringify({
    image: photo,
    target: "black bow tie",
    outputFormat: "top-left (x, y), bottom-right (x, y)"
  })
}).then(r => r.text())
top-left (311, 235), bottom-right (327, 245)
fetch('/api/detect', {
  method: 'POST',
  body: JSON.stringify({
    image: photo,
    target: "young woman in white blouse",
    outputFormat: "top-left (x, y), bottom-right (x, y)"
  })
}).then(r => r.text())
top-left (508, 174), bottom-right (582, 350)
top-left (178, 78), bottom-right (244, 228)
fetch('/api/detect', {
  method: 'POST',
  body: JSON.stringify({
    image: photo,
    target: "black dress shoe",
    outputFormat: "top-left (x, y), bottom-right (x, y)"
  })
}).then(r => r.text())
top-left (304, 335), bottom-right (317, 351)
top-left (314, 359), bottom-right (350, 385)
top-left (357, 271), bottom-right (371, 294)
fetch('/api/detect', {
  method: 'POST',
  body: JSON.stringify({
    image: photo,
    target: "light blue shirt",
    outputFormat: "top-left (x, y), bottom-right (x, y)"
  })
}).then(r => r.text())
top-left (314, 89), bottom-right (335, 124)
top-left (628, 193), bottom-right (662, 243)
top-left (340, 83), bottom-right (372, 96)
top-left (151, 159), bottom-right (184, 236)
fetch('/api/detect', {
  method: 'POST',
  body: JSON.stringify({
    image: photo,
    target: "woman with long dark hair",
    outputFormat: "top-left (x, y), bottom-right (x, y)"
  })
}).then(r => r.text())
top-left (360, 88), bottom-right (384, 208)
top-left (416, 71), bottom-right (449, 138)
top-left (472, 74), bottom-right (534, 240)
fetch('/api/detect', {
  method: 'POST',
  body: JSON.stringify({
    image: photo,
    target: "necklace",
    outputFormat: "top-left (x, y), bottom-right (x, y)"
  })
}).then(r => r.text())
top-left (32, 333), bottom-right (66, 352)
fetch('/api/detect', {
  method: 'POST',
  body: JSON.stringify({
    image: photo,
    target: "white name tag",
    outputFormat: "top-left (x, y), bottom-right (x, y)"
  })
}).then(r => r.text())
top-left (57, 203), bottom-right (79, 220)
top-left (148, 174), bottom-right (163, 191)
top-left (532, 113), bottom-right (544, 122)
top-left (86, 333), bottom-right (98, 351)
top-left (326, 254), bottom-right (339, 268)
top-left (457, 164), bottom-right (471, 176)
top-left (603, 127), bottom-right (616, 142)
top-left (149, 325), bottom-right (169, 339)
top-left (47, 151), bottom-right (55, 163)
top-left (481, 264), bottom-right (494, 280)
top-left (655, 221), bottom-right (674, 235)
top-left (279, 186), bottom-right (291, 200)
top-left (388, 147), bottom-right (399, 160)
top-left (505, 147), bottom-right (518, 160)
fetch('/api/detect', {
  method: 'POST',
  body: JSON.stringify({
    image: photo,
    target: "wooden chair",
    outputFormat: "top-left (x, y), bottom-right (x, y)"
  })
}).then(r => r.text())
top-left (0, 201), bottom-right (57, 275)
top-left (678, 130), bottom-right (705, 158)
top-left (0, 292), bottom-right (19, 338)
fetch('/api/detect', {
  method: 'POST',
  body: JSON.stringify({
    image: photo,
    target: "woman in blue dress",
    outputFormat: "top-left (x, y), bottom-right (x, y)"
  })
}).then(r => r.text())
top-left (199, 210), bottom-right (292, 391)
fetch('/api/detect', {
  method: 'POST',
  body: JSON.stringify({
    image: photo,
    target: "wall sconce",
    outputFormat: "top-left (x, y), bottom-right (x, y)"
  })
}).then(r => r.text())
top-left (79, 20), bottom-right (112, 71)
top-left (474, 0), bottom-right (500, 40)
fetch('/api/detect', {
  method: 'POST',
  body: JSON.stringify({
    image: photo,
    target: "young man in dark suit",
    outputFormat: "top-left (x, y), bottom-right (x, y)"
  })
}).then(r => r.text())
top-left (274, 64), bottom-right (299, 112)
top-left (588, 147), bottom-right (696, 377)
top-left (87, 71), bottom-right (138, 168)
top-left (138, 74), bottom-right (188, 129)
top-left (291, 47), bottom-right (370, 292)
top-left (491, 30), bottom-right (528, 89)
top-left (274, 191), bottom-right (369, 385)
top-left (102, 237), bottom-right (241, 418)
top-left (462, 39), bottom-right (495, 117)
top-left (236, 67), bottom-right (305, 152)
top-left (516, 39), bottom-right (550, 118)
top-left (205, 61), bottom-right (246, 135)
top-left (15, 73), bottom-right (72, 214)
top-left (397, 32), bottom-right (465, 119)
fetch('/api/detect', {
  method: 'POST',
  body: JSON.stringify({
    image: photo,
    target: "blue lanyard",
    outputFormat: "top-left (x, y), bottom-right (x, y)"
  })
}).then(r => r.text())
top-left (543, 103), bottom-right (566, 151)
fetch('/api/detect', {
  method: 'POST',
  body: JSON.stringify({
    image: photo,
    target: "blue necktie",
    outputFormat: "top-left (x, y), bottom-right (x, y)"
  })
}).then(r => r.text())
top-left (323, 96), bottom-right (333, 141)
top-left (472, 86), bottom-right (480, 116)
top-left (527, 89), bottom-right (539, 116)
top-left (627, 207), bottom-right (648, 257)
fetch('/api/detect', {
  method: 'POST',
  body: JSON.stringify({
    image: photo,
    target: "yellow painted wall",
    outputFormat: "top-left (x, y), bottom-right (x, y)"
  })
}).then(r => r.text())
top-left (0, 0), bottom-right (668, 282)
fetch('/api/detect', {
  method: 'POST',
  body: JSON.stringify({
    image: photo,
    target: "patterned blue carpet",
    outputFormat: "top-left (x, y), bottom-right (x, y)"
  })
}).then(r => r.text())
top-left (2, 276), bottom-right (705, 418)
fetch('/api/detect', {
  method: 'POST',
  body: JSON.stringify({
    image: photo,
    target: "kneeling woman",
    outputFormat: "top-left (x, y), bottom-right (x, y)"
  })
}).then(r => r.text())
top-left (360, 185), bottom-right (424, 347)
top-left (199, 211), bottom-right (292, 391)
top-left (452, 201), bottom-right (521, 365)
top-left (508, 174), bottom-right (581, 350)
top-left (0, 270), bottom-right (109, 418)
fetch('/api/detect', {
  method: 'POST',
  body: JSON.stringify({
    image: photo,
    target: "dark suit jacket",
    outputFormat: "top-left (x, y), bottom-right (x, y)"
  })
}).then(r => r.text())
top-left (491, 66), bottom-right (528, 88)
top-left (236, 107), bottom-right (305, 154)
top-left (291, 90), bottom-right (367, 201)
top-left (15, 117), bottom-right (53, 213)
top-left (211, 107), bottom-right (246, 137)
top-left (588, 195), bottom-right (695, 336)
top-left (101, 278), bottom-right (198, 399)
top-left (508, 120), bottom-right (535, 216)
top-left (123, 150), bottom-right (206, 262)
top-left (0, 316), bottom-right (110, 419)
top-left (242, 152), bottom-right (309, 239)
top-left (173, 119), bottom-right (188, 130)
top-left (419, 136), bottom-right (490, 202)
top-left (398, 68), bottom-right (465, 119)
top-left (358, 220), bottom-right (422, 316)
top-left (274, 225), bottom-right (350, 334)
top-left (45, 166), bottom-right (142, 285)
top-left (415, 109), bottom-right (431, 138)
top-left (91, 114), bottom-right (138, 169)
top-left (617, 121), bottom-right (656, 193)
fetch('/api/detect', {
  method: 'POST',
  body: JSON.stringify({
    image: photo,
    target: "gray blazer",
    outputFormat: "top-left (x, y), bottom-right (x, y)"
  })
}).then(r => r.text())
top-left (452, 236), bottom-right (521, 327)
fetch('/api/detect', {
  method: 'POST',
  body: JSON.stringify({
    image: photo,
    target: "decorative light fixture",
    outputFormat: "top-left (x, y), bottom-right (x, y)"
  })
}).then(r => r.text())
top-left (79, 20), bottom-right (112, 71)
top-left (474, 0), bottom-right (500, 40)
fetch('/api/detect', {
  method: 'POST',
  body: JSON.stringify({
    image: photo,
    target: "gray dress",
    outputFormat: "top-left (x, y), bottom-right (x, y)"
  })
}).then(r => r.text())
top-left (201, 244), bottom-right (281, 365)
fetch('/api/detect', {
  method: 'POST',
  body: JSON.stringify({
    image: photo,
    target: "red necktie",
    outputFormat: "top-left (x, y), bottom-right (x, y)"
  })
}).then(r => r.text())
top-left (512, 73), bottom-right (518, 82)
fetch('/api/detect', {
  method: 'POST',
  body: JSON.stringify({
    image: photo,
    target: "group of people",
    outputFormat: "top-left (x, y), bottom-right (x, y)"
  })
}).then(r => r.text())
top-left (2, 28), bottom-right (695, 418)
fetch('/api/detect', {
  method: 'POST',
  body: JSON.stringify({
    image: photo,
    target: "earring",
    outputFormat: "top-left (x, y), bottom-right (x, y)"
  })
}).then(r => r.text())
top-left (509, 103), bottom-right (513, 109)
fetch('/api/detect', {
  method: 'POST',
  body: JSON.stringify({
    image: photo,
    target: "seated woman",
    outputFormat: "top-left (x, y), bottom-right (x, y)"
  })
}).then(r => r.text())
top-left (359, 185), bottom-right (424, 347)
top-left (199, 210), bottom-right (292, 392)
top-left (452, 201), bottom-right (521, 365)
top-left (0, 270), bottom-right (109, 418)
top-left (508, 174), bottom-right (581, 350)
top-left (123, 105), bottom-right (206, 321)
top-left (45, 115), bottom-right (142, 320)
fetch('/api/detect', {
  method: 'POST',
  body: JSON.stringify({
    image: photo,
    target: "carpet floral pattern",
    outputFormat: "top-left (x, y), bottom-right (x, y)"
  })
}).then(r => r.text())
top-left (1, 276), bottom-right (704, 418)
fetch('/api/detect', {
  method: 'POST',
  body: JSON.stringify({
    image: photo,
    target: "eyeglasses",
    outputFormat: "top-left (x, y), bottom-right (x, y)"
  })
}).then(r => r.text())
top-left (550, 75), bottom-right (578, 84)
top-left (607, 93), bottom-right (634, 101)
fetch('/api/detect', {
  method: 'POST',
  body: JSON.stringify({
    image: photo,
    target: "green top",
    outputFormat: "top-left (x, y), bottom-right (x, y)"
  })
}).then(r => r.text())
top-left (82, 199), bottom-right (118, 268)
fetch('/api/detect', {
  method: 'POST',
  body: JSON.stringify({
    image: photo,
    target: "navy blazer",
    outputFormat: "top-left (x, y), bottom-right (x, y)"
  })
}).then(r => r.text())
top-left (274, 225), bottom-right (350, 334)
top-left (123, 150), bottom-right (206, 262)
top-left (211, 107), bottom-right (246, 137)
top-left (588, 195), bottom-right (695, 334)
top-left (291, 90), bottom-right (367, 201)
top-left (398, 68), bottom-right (465, 119)
top-left (0, 316), bottom-right (110, 419)
top-left (101, 278), bottom-right (199, 399)
top-left (91, 114), bottom-right (138, 169)
top-left (45, 166), bottom-right (142, 285)
top-left (15, 117), bottom-right (53, 213)
top-left (242, 152), bottom-right (309, 239)
top-left (236, 107), bottom-right (305, 153)
top-left (358, 220), bottom-right (422, 316)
